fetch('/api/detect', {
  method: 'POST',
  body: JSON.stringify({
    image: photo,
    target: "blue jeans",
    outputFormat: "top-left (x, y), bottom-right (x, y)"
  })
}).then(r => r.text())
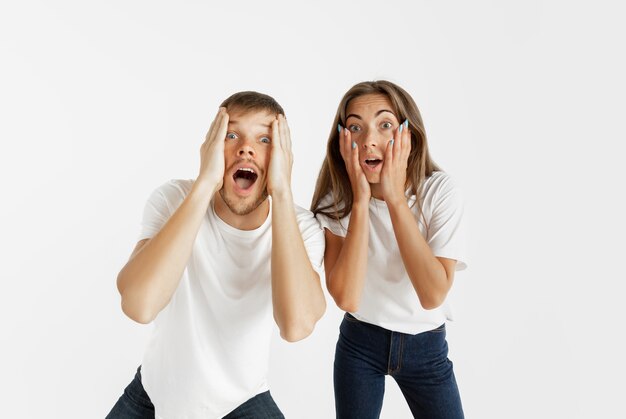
top-left (334, 313), bottom-right (464, 419)
top-left (106, 366), bottom-right (284, 418)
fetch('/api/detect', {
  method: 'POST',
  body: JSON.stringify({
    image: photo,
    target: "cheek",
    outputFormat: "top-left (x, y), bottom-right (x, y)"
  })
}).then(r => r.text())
top-left (258, 148), bottom-right (271, 173)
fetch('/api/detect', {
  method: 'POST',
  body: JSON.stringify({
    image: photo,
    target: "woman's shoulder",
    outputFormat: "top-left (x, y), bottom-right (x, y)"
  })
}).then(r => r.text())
top-left (421, 171), bottom-right (460, 198)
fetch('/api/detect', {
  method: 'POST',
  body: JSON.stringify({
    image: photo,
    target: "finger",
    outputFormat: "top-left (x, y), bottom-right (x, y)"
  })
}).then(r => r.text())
top-left (214, 110), bottom-right (229, 147)
top-left (205, 107), bottom-right (226, 142)
top-left (349, 129), bottom-right (360, 172)
top-left (271, 118), bottom-right (280, 151)
top-left (384, 136), bottom-right (394, 171)
top-left (280, 114), bottom-right (291, 153)
top-left (393, 124), bottom-right (402, 158)
top-left (402, 120), bottom-right (411, 162)
top-left (338, 124), bottom-right (345, 159)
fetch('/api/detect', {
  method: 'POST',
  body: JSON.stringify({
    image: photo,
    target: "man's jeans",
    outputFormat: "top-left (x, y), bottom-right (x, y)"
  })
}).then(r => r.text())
top-left (334, 313), bottom-right (464, 419)
top-left (106, 366), bottom-right (284, 418)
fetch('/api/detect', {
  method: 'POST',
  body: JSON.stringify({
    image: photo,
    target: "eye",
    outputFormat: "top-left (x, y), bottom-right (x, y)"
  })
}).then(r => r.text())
top-left (381, 121), bottom-right (393, 129)
top-left (260, 137), bottom-right (271, 144)
top-left (348, 124), bottom-right (361, 133)
top-left (226, 132), bottom-right (238, 140)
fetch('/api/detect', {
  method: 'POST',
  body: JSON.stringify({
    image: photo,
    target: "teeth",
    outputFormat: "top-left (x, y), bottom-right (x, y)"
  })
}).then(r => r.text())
top-left (238, 167), bottom-right (255, 174)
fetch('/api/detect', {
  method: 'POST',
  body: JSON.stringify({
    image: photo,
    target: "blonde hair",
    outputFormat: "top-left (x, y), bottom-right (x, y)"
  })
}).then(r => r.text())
top-left (311, 80), bottom-right (440, 220)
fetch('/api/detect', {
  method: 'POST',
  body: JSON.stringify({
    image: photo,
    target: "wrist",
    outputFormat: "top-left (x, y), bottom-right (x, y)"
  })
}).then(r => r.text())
top-left (193, 176), bottom-right (221, 197)
top-left (386, 195), bottom-right (408, 210)
top-left (269, 186), bottom-right (293, 202)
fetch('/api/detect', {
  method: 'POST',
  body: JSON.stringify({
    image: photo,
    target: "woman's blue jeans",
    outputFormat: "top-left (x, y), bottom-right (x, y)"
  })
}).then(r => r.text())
top-left (106, 366), bottom-right (284, 418)
top-left (334, 313), bottom-right (464, 419)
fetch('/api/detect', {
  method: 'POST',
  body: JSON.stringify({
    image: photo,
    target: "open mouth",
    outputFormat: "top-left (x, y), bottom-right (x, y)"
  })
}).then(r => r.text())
top-left (233, 167), bottom-right (258, 190)
top-left (364, 158), bottom-right (382, 169)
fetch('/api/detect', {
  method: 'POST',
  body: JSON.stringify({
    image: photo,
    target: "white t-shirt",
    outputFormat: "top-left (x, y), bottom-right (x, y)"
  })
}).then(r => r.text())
top-left (317, 171), bottom-right (467, 335)
top-left (136, 179), bottom-right (325, 419)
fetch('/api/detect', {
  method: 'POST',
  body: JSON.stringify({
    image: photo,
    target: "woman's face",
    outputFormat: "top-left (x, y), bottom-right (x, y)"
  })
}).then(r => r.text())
top-left (344, 93), bottom-right (401, 185)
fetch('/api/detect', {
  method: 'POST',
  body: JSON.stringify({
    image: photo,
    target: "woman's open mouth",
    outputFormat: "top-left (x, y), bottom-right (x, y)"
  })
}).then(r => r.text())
top-left (363, 158), bottom-right (382, 171)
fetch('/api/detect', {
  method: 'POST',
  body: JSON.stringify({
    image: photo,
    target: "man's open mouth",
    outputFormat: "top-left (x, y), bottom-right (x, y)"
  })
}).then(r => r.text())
top-left (233, 167), bottom-right (258, 190)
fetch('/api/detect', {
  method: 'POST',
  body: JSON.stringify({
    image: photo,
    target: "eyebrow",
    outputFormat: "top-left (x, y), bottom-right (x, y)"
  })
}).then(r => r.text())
top-left (345, 109), bottom-right (396, 120)
top-left (228, 120), bottom-right (273, 129)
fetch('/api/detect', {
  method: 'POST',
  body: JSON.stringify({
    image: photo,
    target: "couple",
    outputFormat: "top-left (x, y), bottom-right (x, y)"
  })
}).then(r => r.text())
top-left (107, 80), bottom-right (467, 419)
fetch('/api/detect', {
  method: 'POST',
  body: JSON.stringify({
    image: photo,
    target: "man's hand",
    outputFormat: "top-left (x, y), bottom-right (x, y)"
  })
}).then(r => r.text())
top-left (197, 108), bottom-right (229, 193)
top-left (267, 114), bottom-right (293, 199)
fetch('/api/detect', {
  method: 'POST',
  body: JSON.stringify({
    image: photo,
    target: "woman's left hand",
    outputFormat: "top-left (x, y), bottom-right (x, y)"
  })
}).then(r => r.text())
top-left (380, 120), bottom-right (411, 205)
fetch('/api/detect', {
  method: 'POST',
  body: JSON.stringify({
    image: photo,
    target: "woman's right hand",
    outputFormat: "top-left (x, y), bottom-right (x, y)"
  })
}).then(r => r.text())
top-left (338, 125), bottom-right (370, 203)
top-left (197, 108), bottom-right (229, 193)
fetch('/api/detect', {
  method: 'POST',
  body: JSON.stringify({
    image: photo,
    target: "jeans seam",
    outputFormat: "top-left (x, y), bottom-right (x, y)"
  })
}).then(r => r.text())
top-left (387, 333), bottom-right (393, 375)
top-left (397, 335), bottom-right (404, 374)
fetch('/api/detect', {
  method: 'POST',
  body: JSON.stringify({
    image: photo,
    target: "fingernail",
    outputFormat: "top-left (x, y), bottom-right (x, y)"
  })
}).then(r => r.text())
top-left (352, 141), bottom-right (356, 149)
top-left (390, 139), bottom-right (394, 145)
top-left (404, 119), bottom-right (409, 128)
top-left (337, 124), bottom-right (342, 133)
top-left (399, 124), bottom-right (403, 133)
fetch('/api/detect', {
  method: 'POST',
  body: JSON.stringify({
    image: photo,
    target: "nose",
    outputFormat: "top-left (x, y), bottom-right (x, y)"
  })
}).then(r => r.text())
top-left (237, 142), bottom-right (256, 158)
top-left (361, 130), bottom-right (379, 150)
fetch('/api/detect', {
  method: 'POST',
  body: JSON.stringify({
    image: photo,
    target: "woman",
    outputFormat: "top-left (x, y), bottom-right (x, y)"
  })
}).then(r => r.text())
top-left (311, 80), bottom-right (467, 418)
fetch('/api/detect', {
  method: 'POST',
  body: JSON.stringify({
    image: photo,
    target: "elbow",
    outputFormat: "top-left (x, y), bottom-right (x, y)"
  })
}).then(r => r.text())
top-left (117, 271), bottom-right (158, 324)
top-left (419, 292), bottom-right (447, 311)
top-left (279, 305), bottom-right (325, 343)
top-left (328, 282), bottom-right (360, 313)
top-left (335, 298), bottom-right (359, 313)
top-left (331, 289), bottom-right (360, 313)
top-left (120, 297), bottom-right (156, 324)
top-left (280, 321), bottom-right (315, 343)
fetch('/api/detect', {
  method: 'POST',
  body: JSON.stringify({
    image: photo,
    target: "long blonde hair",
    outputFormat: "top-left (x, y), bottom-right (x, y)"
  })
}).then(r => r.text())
top-left (311, 80), bottom-right (440, 220)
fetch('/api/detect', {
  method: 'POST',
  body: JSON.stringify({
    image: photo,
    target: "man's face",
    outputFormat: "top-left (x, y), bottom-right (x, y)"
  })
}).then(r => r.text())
top-left (219, 107), bottom-right (275, 216)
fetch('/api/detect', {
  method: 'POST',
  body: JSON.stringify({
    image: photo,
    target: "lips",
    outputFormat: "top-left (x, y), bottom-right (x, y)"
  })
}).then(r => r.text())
top-left (232, 167), bottom-right (258, 191)
top-left (362, 156), bottom-right (383, 171)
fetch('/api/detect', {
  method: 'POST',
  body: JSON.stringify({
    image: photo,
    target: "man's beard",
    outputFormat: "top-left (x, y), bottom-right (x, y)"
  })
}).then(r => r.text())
top-left (219, 187), bottom-right (268, 216)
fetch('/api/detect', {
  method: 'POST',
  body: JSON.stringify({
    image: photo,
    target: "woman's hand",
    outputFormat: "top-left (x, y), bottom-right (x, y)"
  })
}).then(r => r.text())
top-left (380, 120), bottom-right (411, 205)
top-left (339, 125), bottom-right (371, 203)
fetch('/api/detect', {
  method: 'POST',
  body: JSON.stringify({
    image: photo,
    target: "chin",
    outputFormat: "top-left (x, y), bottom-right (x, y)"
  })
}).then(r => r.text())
top-left (219, 188), bottom-right (268, 216)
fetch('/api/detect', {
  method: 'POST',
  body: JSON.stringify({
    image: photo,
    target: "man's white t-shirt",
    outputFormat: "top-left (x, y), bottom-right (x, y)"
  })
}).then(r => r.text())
top-left (317, 171), bottom-right (467, 335)
top-left (136, 179), bottom-right (325, 419)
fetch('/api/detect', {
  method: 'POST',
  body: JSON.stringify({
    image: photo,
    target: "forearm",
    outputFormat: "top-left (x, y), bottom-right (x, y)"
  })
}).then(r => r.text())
top-left (117, 179), bottom-right (218, 323)
top-left (387, 199), bottom-right (450, 309)
top-left (271, 191), bottom-right (326, 342)
top-left (327, 201), bottom-right (369, 312)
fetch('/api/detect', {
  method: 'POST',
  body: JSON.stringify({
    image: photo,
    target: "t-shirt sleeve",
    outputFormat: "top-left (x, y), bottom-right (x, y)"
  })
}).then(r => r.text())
top-left (426, 175), bottom-right (468, 271)
top-left (314, 194), bottom-right (349, 238)
top-left (295, 207), bottom-right (326, 277)
top-left (137, 180), bottom-right (189, 241)
top-left (316, 213), bottom-right (348, 238)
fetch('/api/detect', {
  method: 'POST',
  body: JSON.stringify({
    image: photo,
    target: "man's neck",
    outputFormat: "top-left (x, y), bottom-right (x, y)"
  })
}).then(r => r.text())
top-left (213, 194), bottom-right (270, 231)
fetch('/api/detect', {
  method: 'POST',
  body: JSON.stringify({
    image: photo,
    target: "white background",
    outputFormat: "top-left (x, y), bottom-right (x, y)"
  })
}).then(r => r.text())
top-left (1, 1), bottom-right (624, 418)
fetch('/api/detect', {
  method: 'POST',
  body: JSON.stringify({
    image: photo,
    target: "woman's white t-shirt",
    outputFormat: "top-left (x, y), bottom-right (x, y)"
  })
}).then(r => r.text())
top-left (316, 171), bottom-right (467, 335)
top-left (137, 179), bottom-right (325, 419)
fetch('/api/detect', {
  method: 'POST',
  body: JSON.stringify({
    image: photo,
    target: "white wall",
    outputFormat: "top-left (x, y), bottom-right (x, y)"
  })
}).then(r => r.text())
top-left (1, 1), bottom-right (624, 418)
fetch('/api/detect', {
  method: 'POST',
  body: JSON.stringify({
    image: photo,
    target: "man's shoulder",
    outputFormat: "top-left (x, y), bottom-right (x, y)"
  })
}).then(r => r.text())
top-left (150, 179), bottom-right (194, 200)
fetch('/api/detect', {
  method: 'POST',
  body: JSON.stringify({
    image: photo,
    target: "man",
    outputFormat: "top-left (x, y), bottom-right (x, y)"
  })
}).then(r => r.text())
top-left (107, 92), bottom-right (326, 418)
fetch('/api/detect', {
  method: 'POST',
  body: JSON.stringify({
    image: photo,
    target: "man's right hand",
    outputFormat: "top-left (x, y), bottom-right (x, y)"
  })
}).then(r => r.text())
top-left (197, 107), bottom-right (229, 193)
